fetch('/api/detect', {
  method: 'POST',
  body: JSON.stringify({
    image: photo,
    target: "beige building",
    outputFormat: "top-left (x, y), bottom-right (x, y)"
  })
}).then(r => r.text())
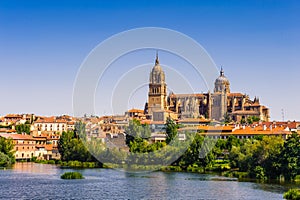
top-left (145, 55), bottom-right (270, 123)
top-left (0, 133), bottom-right (36, 160)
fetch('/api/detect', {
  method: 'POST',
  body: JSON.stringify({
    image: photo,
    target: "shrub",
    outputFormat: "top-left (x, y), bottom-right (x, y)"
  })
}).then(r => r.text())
top-left (283, 189), bottom-right (300, 200)
top-left (294, 175), bottom-right (300, 182)
top-left (67, 160), bottom-right (82, 167)
top-left (47, 160), bottom-right (56, 164)
top-left (0, 152), bottom-right (12, 167)
top-left (30, 157), bottom-right (37, 162)
top-left (61, 172), bottom-right (84, 179)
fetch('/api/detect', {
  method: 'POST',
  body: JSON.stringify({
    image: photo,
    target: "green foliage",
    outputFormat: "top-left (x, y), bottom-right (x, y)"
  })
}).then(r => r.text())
top-left (246, 116), bottom-right (260, 124)
top-left (161, 165), bottom-right (183, 172)
top-left (253, 166), bottom-right (266, 180)
top-left (0, 152), bottom-right (12, 167)
top-left (61, 172), bottom-right (84, 179)
top-left (247, 117), bottom-right (253, 125)
top-left (0, 137), bottom-right (15, 167)
top-left (226, 136), bottom-right (241, 150)
top-left (280, 133), bottom-right (300, 180)
top-left (240, 118), bottom-right (246, 125)
top-left (229, 136), bottom-right (284, 179)
top-left (165, 118), bottom-right (179, 144)
top-left (178, 134), bottom-right (215, 170)
top-left (58, 130), bottom-right (94, 162)
top-left (0, 124), bottom-right (12, 129)
top-left (15, 124), bottom-right (30, 134)
top-left (74, 121), bottom-right (86, 139)
top-left (34, 159), bottom-right (56, 164)
top-left (283, 189), bottom-right (300, 200)
top-left (187, 164), bottom-right (205, 173)
top-left (125, 119), bottom-right (151, 143)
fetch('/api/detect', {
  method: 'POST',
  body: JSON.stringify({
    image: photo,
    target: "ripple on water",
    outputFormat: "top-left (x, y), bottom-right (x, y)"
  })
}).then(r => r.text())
top-left (0, 163), bottom-right (290, 199)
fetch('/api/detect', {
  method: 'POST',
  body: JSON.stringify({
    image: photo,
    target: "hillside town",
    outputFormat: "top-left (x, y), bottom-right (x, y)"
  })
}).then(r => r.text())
top-left (0, 112), bottom-right (299, 161)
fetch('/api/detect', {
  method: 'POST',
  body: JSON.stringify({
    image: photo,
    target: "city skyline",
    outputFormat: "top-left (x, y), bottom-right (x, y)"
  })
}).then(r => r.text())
top-left (1, 0), bottom-right (299, 120)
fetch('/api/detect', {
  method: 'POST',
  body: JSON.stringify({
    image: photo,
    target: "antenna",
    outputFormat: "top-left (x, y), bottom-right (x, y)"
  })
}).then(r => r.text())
top-left (281, 109), bottom-right (285, 122)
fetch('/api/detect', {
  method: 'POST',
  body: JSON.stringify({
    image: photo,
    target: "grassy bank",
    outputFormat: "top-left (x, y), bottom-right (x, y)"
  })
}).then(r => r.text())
top-left (32, 159), bottom-right (99, 168)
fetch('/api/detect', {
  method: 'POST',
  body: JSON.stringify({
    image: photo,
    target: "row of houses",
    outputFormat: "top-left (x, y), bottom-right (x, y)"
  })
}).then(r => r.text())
top-left (0, 114), bottom-right (76, 160)
top-left (0, 133), bottom-right (59, 160)
top-left (1, 112), bottom-right (299, 160)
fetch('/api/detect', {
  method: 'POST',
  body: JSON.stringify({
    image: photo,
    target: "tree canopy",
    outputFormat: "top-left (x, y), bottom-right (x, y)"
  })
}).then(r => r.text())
top-left (0, 137), bottom-right (15, 167)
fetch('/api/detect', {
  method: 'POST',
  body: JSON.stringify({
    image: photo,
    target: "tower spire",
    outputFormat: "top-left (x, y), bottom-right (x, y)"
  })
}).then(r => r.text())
top-left (155, 50), bottom-right (159, 65)
top-left (220, 66), bottom-right (224, 76)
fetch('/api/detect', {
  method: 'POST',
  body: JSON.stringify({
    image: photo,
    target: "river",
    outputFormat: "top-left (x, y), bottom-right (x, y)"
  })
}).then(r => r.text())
top-left (0, 163), bottom-right (294, 199)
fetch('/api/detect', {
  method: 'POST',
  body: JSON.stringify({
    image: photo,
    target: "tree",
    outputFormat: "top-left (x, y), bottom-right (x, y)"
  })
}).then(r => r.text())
top-left (0, 137), bottom-right (15, 166)
top-left (280, 133), bottom-right (300, 180)
top-left (178, 134), bottom-right (215, 170)
top-left (125, 119), bottom-right (151, 146)
top-left (226, 136), bottom-right (241, 150)
top-left (0, 152), bottom-right (12, 167)
top-left (74, 121), bottom-right (86, 139)
top-left (240, 118), bottom-right (246, 125)
top-left (58, 131), bottom-right (93, 162)
top-left (247, 117), bottom-right (253, 125)
top-left (15, 124), bottom-right (30, 134)
top-left (229, 136), bottom-right (284, 179)
top-left (165, 118), bottom-right (179, 144)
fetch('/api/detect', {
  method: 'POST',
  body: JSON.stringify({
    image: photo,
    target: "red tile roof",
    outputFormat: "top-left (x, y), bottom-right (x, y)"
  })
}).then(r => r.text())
top-left (0, 133), bottom-right (35, 140)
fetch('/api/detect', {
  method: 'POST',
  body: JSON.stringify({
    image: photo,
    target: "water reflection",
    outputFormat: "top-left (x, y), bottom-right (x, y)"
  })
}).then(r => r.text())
top-left (12, 162), bottom-right (59, 175)
top-left (0, 163), bottom-right (294, 199)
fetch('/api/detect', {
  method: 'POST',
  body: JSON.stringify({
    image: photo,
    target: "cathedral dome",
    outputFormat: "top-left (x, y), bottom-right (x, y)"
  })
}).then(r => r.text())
top-left (214, 68), bottom-right (230, 93)
top-left (152, 63), bottom-right (163, 73)
top-left (150, 53), bottom-right (165, 84)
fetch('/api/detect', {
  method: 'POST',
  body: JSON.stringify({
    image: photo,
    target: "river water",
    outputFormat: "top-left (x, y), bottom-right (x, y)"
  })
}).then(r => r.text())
top-left (0, 163), bottom-right (294, 199)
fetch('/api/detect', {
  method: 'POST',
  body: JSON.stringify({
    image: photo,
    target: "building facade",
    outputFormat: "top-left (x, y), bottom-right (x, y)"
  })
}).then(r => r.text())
top-left (145, 55), bottom-right (270, 122)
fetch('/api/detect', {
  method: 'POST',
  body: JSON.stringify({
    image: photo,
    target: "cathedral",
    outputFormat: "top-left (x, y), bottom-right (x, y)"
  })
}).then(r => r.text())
top-left (145, 54), bottom-right (270, 123)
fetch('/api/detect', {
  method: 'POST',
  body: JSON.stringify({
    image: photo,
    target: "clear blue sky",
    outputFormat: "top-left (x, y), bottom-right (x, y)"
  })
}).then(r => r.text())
top-left (0, 0), bottom-right (299, 120)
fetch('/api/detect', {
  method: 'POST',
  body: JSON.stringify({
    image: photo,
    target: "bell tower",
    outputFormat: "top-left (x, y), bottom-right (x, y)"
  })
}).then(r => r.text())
top-left (148, 53), bottom-right (167, 115)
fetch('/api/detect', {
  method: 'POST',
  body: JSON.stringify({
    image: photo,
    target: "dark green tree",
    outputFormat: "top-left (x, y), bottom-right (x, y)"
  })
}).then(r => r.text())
top-left (280, 133), bottom-right (300, 180)
top-left (165, 118), bottom-right (179, 144)
top-left (15, 124), bottom-right (30, 134)
top-left (58, 131), bottom-right (93, 162)
top-left (74, 121), bottom-right (86, 139)
top-left (0, 137), bottom-right (15, 166)
top-left (125, 119), bottom-right (151, 146)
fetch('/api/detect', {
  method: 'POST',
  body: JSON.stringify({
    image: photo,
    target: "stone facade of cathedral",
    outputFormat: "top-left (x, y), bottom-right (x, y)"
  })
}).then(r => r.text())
top-left (145, 55), bottom-right (270, 122)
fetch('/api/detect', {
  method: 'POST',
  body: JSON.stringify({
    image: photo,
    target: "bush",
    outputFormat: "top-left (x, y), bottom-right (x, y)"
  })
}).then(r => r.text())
top-left (187, 164), bottom-right (205, 173)
top-left (67, 160), bottom-right (82, 167)
top-left (82, 162), bottom-right (96, 168)
top-left (294, 175), bottom-right (300, 182)
top-left (283, 189), bottom-right (300, 200)
top-left (30, 157), bottom-right (37, 162)
top-left (161, 166), bottom-right (182, 172)
top-left (253, 166), bottom-right (267, 180)
top-left (61, 172), bottom-right (84, 179)
top-left (0, 152), bottom-right (12, 167)
top-left (47, 160), bottom-right (56, 164)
